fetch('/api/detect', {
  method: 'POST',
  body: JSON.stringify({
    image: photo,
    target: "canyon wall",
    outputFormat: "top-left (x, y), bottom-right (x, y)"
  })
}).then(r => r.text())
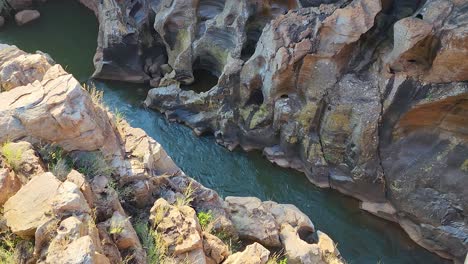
top-left (93, 0), bottom-right (467, 262)
top-left (0, 45), bottom-right (345, 264)
top-left (3, 0), bottom-right (465, 262)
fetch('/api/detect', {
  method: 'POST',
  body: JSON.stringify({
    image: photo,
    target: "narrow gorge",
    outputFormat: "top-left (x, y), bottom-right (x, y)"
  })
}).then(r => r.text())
top-left (0, 0), bottom-right (466, 263)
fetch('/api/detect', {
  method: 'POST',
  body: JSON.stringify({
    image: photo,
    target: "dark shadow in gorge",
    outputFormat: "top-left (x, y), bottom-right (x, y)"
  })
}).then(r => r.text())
top-left (180, 69), bottom-right (219, 93)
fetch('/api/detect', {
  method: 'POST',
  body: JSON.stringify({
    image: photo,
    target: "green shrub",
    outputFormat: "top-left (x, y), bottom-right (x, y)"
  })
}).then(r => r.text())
top-left (197, 211), bottom-right (213, 231)
top-left (134, 221), bottom-right (168, 264)
top-left (51, 158), bottom-right (72, 181)
top-left (0, 232), bottom-right (16, 264)
top-left (213, 230), bottom-right (242, 254)
top-left (175, 182), bottom-right (196, 207)
top-left (267, 252), bottom-right (288, 264)
top-left (72, 151), bottom-right (115, 179)
top-left (109, 218), bottom-right (126, 235)
top-left (1, 142), bottom-right (24, 172)
top-left (0, 232), bottom-right (32, 264)
top-left (38, 144), bottom-right (72, 180)
top-left (83, 82), bottom-right (105, 109)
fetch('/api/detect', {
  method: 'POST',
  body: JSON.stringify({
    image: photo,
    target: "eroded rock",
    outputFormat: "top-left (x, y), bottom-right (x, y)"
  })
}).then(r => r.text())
top-left (223, 242), bottom-right (270, 264)
top-left (15, 10), bottom-right (40, 26)
top-left (150, 198), bottom-right (204, 257)
top-left (3, 172), bottom-right (61, 238)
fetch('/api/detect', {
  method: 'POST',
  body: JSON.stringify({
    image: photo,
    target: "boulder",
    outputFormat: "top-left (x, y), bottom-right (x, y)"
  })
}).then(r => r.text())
top-left (3, 172), bottom-right (61, 238)
top-left (0, 168), bottom-right (21, 205)
top-left (0, 57), bottom-right (121, 158)
top-left (224, 197), bottom-right (280, 247)
top-left (317, 231), bottom-right (342, 261)
top-left (0, 141), bottom-right (45, 180)
top-left (15, 10), bottom-right (40, 26)
top-left (51, 181), bottom-right (91, 216)
top-left (43, 236), bottom-right (108, 264)
top-left (66, 170), bottom-right (95, 208)
top-left (203, 232), bottom-right (229, 264)
top-left (102, 211), bottom-right (142, 251)
top-left (150, 198), bottom-right (203, 256)
top-left (280, 224), bottom-right (323, 264)
top-left (98, 211), bottom-right (147, 264)
top-left (223, 243), bottom-right (270, 264)
top-left (120, 123), bottom-right (180, 179)
top-left (91, 176), bottom-right (125, 221)
top-left (36, 214), bottom-right (110, 264)
top-left (91, 0), bottom-right (154, 82)
top-left (0, 45), bottom-right (53, 91)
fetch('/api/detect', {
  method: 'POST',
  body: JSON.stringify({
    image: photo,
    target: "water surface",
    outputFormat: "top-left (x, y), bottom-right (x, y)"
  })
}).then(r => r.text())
top-left (0, 1), bottom-right (447, 263)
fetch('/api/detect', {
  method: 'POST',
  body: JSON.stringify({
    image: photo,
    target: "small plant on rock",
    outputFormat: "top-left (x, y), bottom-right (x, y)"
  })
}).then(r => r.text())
top-left (83, 82), bottom-right (105, 109)
top-left (134, 221), bottom-right (168, 264)
top-left (197, 211), bottom-right (214, 231)
top-left (1, 142), bottom-right (25, 172)
top-left (0, 231), bottom-right (31, 264)
top-left (175, 181), bottom-right (196, 207)
top-left (38, 143), bottom-right (72, 180)
top-left (72, 151), bottom-right (115, 179)
top-left (213, 230), bottom-right (242, 254)
top-left (0, 232), bottom-right (16, 263)
top-left (113, 109), bottom-right (127, 135)
top-left (109, 218), bottom-right (126, 236)
top-left (266, 252), bottom-right (288, 264)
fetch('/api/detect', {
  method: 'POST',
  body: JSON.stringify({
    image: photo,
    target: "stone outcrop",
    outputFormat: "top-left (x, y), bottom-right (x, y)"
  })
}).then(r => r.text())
top-left (0, 167), bottom-right (21, 206)
top-left (142, 0), bottom-right (468, 261)
top-left (3, 173), bottom-right (61, 238)
top-left (0, 46), bottom-right (344, 264)
top-left (14, 9), bottom-right (40, 26)
top-left (225, 197), bottom-right (344, 264)
top-left (223, 243), bottom-right (270, 264)
top-left (90, 0), bottom-right (162, 83)
top-left (0, 44), bottom-right (53, 91)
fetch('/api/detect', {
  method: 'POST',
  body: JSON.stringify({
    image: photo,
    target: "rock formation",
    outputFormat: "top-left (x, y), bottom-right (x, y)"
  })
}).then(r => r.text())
top-left (144, 0), bottom-right (468, 262)
top-left (3, 0), bottom-right (467, 262)
top-left (0, 45), bottom-right (343, 264)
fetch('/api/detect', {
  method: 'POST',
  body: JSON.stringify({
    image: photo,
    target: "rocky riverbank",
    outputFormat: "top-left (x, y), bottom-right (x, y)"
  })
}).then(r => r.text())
top-left (82, 0), bottom-right (468, 262)
top-left (127, 1), bottom-right (468, 262)
top-left (0, 45), bottom-right (345, 263)
top-left (2, 0), bottom-right (466, 262)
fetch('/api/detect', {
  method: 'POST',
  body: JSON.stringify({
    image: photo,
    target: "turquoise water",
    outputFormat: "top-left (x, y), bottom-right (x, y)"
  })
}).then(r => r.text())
top-left (0, 1), bottom-right (447, 263)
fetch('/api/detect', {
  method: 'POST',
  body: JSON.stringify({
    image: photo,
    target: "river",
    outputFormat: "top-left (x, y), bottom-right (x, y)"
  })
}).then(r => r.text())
top-left (0, 1), bottom-right (447, 263)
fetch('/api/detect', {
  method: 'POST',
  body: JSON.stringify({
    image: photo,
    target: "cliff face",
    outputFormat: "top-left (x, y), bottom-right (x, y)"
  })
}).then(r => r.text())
top-left (4, 0), bottom-right (466, 261)
top-left (0, 45), bottom-right (344, 264)
top-left (71, 0), bottom-right (468, 261)
top-left (139, 0), bottom-right (468, 261)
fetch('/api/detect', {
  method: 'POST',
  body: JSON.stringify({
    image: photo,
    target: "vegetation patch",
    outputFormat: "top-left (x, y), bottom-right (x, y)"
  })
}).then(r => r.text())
top-left (38, 144), bottom-right (73, 180)
top-left (175, 182), bottom-right (196, 208)
top-left (0, 231), bottom-right (33, 264)
top-left (134, 221), bottom-right (168, 264)
top-left (0, 142), bottom-right (24, 172)
top-left (266, 252), bottom-right (287, 264)
top-left (83, 82), bottom-right (105, 109)
top-left (72, 151), bottom-right (115, 179)
top-left (197, 211), bottom-right (214, 231)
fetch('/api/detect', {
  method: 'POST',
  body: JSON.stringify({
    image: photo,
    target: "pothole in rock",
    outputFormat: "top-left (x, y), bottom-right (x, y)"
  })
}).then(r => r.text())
top-left (241, 0), bottom-right (297, 60)
top-left (180, 69), bottom-right (219, 93)
top-left (298, 226), bottom-right (318, 244)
